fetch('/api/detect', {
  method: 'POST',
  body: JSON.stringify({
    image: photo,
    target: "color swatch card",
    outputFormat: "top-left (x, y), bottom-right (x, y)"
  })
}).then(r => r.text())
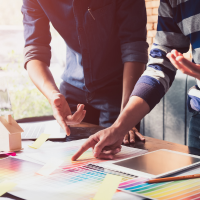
top-left (0, 157), bottom-right (42, 183)
top-left (0, 157), bottom-right (132, 200)
top-left (118, 165), bottom-right (200, 200)
top-left (0, 141), bottom-right (142, 200)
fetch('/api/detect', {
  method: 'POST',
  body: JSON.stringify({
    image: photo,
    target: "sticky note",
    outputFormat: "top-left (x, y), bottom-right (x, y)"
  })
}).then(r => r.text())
top-left (37, 159), bottom-right (63, 176)
top-left (0, 181), bottom-right (16, 196)
top-left (29, 133), bottom-right (50, 149)
top-left (93, 174), bottom-right (122, 200)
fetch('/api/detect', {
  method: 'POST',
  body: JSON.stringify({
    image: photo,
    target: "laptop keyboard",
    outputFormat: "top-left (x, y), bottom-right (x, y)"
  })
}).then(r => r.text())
top-left (19, 120), bottom-right (66, 139)
top-left (21, 123), bottom-right (46, 139)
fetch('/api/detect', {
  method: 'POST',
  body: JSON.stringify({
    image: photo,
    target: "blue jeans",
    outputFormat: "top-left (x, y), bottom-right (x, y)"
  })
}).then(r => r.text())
top-left (189, 112), bottom-right (200, 149)
top-left (60, 77), bottom-right (122, 128)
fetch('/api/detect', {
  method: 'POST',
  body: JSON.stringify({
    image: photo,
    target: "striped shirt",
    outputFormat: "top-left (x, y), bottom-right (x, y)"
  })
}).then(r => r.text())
top-left (131, 0), bottom-right (200, 112)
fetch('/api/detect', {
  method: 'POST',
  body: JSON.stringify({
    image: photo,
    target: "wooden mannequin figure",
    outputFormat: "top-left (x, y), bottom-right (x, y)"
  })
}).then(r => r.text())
top-left (0, 115), bottom-right (23, 152)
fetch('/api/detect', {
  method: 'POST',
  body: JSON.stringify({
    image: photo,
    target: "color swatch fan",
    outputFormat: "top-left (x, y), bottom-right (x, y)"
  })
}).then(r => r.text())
top-left (0, 157), bottom-right (132, 200)
top-left (118, 165), bottom-right (200, 200)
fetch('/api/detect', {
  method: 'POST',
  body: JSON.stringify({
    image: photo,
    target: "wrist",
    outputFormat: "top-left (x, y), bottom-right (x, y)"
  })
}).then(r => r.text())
top-left (48, 90), bottom-right (61, 105)
top-left (111, 120), bottom-right (129, 137)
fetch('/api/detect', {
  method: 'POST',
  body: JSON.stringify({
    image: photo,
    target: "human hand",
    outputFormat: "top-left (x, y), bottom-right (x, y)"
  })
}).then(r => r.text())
top-left (71, 126), bottom-right (125, 161)
top-left (123, 127), bottom-right (145, 145)
top-left (50, 93), bottom-right (86, 136)
top-left (167, 50), bottom-right (200, 80)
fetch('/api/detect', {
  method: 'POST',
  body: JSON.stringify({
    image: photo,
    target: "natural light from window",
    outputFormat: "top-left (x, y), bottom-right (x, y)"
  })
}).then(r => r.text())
top-left (0, 0), bottom-right (66, 120)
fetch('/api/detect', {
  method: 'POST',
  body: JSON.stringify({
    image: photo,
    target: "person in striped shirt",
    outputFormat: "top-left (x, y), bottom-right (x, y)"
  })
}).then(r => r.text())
top-left (72, 0), bottom-right (200, 160)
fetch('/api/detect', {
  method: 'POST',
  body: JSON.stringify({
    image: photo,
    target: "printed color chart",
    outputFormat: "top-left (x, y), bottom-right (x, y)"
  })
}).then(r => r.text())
top-left (0, 140), bottom-right (147, 200)
top-left (0, 157), bottom-right (132, 200)
top-left (118, 165), bottom-right (200, 200)
top-left (0, 157), bottom-right (42, 183)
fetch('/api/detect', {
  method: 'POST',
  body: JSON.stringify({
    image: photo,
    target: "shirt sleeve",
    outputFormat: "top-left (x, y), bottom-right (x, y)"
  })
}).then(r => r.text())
top-left (116, 0), bottom-right (149, 64)
top-left (22, 0), bottom-right (51, 68)
top-left (130, 0), bottom-right (190, 110)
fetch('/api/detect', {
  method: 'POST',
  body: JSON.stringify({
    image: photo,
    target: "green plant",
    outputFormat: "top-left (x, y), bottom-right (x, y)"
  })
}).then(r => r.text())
top-left (1, 51), bottom-right (53, 120)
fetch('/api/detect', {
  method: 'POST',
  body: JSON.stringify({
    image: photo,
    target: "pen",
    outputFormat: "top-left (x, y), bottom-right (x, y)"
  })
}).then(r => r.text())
top-left (147, 174), bottom-right (200, 183)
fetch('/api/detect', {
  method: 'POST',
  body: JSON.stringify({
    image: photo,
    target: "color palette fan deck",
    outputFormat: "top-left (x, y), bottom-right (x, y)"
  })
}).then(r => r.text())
top-left (118, 166), bottom-right (200, 200)
top-left (0, 157), bottom-right (132, 199)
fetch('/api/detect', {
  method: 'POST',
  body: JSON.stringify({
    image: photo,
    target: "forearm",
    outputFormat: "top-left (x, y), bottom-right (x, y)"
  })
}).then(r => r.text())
top-left (121, 62), bottom-right (145, 110)
top-left (114, 96), bottom-right (150, 135)
top-left (26, 60), bottom-right (59, 102)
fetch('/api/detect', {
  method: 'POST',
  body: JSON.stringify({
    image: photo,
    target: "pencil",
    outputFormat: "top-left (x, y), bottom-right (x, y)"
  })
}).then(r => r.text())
top-left (147, 174), bottom-right (200, 183)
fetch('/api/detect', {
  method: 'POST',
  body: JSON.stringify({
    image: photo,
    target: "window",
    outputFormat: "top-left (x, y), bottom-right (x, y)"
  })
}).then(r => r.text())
top-left (0, 0), bottom-right (66, 119)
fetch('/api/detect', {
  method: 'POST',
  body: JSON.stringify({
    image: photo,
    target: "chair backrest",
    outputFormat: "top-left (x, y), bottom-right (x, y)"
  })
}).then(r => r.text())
top-left (140, 71), bottom-right (196, 145)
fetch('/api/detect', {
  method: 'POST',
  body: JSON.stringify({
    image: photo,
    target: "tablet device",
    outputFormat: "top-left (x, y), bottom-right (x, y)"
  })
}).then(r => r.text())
top-left (99, 149), bottom-right (200, 179)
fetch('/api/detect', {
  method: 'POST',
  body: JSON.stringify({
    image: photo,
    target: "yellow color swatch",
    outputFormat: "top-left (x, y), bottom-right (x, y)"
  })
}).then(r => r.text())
top-left (29, 133), bottom-right (50, 149)
top-left (93, 174), bottom-right (122, 200)
top-left (0, 181), bottom-right (16, 196)
top-left (37, 159), bottom-right (63, 176)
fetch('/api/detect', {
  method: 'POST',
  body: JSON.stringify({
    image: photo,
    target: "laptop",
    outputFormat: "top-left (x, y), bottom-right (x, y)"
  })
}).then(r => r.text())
top-left (19, 120), bottom-right (66, 139)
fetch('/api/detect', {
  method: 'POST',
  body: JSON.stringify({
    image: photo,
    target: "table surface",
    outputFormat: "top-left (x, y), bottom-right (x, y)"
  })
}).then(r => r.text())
top-left (3, 120), bottom-right (200, 200)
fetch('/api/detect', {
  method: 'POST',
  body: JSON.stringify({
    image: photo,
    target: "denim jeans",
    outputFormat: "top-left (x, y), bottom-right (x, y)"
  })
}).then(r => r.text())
top-left (189, 112), bottom-right (200, 149)
top-left (60, 77), bottom-right (122, 128)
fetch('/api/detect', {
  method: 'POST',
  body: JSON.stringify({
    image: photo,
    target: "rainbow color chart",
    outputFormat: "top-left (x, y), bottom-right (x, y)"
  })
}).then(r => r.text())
top-left (0, 156), bottom-right (41, 183)
top-left (0, 140), bottom-right (147, 199)
top-left (118, 165), bottom-right (200, 200)
top-left (0, 157), bottom-right (131, 200)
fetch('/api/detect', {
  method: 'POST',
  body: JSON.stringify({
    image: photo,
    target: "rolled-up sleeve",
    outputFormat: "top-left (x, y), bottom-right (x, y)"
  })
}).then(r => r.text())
top-left (22, 0), bottom-right (51, 68)
top-left (130, 0), bottom-right (190, 110)
top-left (117, 0), bottom-right (149, 64)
